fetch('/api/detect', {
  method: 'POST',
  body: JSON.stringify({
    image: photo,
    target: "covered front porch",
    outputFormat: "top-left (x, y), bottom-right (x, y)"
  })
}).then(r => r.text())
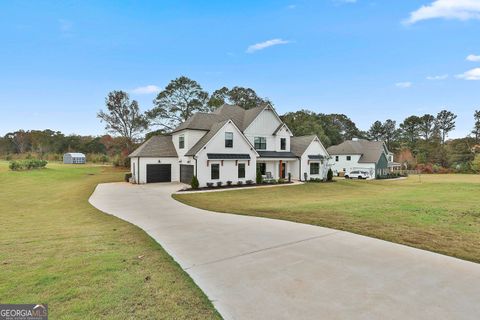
top-left (256, 151), bottom-right (298, 181)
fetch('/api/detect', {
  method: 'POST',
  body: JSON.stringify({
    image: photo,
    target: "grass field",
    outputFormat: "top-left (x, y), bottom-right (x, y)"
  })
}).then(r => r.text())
top-left (174, 175), bottom-right (480, 263)
top-left (0, 162), bottom-right (221, 319)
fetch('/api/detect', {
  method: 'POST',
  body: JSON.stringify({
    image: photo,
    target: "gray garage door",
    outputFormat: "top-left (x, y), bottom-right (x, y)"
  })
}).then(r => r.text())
top-left (146, 164), bottom-right (171, 183)
top-left (180, 164), bottom-right (194, 184)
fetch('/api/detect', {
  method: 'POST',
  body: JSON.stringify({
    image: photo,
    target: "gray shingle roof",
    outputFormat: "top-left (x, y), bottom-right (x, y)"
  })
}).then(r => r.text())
top-left (172, 104), bottom-right (266, 133)
top-left (308, 155), bottom-right (325, 160)
top-left (129, 135), bottom-right (178, 158)
top-left (290, 135), bottom-right (317, 157)
top-left (257, 151), bottom-right (298, 159)
top-left (327, 139), bottom-right (387, 163)
top-left (172, 112), bottom-right (218, 132)
top-left (207, 153), bottom-right (251, 160)
top-left (175, 104), bottom-right (278, 157)
top-left (272, 123), bottom-right (286, 135)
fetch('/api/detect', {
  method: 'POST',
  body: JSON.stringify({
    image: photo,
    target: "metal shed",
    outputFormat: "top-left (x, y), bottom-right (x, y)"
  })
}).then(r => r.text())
top-left (63, 153), bottom-right (86, 164)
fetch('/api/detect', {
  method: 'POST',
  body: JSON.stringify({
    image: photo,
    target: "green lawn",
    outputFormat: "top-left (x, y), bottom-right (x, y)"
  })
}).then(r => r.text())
top-left (0, 162), bottom-right (221, 319)
top-left (174, 175), bottom-right (480, 263)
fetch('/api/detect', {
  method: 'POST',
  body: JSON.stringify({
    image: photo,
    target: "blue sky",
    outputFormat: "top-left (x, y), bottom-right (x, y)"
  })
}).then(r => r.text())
top-left (1, 0), bottom-right (479, 138)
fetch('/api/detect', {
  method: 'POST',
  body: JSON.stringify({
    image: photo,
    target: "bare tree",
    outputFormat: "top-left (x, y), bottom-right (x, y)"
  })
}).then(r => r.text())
top-left (97, 90), bottom-right (149, 148)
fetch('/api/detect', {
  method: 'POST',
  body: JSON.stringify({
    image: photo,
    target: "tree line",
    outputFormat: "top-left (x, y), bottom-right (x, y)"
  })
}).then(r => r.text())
top-left (2, 75), bottom-right (478, 171)
top-left (0, 130), bottom-right (131, 166)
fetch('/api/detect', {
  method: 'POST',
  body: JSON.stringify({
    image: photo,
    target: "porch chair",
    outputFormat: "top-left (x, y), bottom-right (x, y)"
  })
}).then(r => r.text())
top-left (265, 172), bottom-right (275, 182)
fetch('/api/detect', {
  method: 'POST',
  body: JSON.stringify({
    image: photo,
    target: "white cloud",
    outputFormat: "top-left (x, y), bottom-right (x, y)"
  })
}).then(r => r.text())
top-left (395, 82), bottom-right (412, 88)
top-left (456, 68), bottom-right (480, 80)
top-left (426, 74), bottom-right (448, 80)
top-left (404, 0), bottom-right (480, 24)
top-left (466, 54), bottom-right (480, 61)
top-left (246, 38), bottom-right (290, 53)
top-left (132, 85), bottom-right (161, 94)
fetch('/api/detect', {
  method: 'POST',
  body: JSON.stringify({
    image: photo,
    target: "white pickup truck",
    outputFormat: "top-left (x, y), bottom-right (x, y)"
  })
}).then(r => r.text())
top-left (345, 170), bottom-right (370, 180)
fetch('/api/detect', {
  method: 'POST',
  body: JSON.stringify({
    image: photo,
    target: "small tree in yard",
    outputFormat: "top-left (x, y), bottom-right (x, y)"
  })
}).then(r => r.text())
top-left (327, 168), bottom-right (333, 181)
top-left (191, 175), bottom-right (199, 189)
top-left (256, 169), bottom-right (263, 184)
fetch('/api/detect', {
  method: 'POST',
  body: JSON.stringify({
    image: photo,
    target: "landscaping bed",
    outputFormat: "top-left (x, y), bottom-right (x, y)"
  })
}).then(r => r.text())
top-left (180, 179), bottom-right (294, 192)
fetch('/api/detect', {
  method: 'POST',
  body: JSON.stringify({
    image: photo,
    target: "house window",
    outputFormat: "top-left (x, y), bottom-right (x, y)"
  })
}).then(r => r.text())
top-left (310, 163), bottom-right (320, 175)
top-left (346, 156), bottom-right (351, 161)
top-left (225, 132), bottom-right (233, 148)
top-left (257, 162), bottom-right (266, 175)
top-left (211, 164), bottom-right (220, 180)
top-left (238, 163), bottom-right (246, 178)
top-left (179, 135), bottom-right (185, 149)
top-left (335, 156), bottom-right (339, 162)
top-left (254, 137), bottom-right (267, 150)
top-left (280, 138), bottom-right (286, 151)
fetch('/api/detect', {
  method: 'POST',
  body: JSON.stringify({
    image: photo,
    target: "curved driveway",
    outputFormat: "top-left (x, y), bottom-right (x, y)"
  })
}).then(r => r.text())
top-left (89, 182), bottom-right (480, 320)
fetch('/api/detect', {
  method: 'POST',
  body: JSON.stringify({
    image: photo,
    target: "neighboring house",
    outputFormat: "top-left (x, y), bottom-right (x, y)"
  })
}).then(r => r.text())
top-left (63, 153), bottom-right (86, 164)
top-left (129, 104), bottom-right (330, 186)
top-left (327, 139), bottom-right (395, 178)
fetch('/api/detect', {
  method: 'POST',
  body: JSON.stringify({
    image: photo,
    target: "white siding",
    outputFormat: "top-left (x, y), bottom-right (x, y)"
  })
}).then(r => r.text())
top-left (298, 138), bottom-right (329, 180)
top-left (329, 154), bottom-right (375, 177)
top-left (195, 121), bottom-right (257, 187)
top-left (130, 157), bottom-right (179, 184)
top-left (275, 126), bottom-right (291, 152)
top-left (172, 130), bottom-right (207, 159)
top-left (244, 109), bottom-right (282, 151)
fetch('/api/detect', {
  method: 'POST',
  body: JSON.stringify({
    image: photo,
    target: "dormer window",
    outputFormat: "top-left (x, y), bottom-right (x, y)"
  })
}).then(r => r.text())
top-left (254, 137), bottom-right (267, 150)
top-left (280, 138), bottom-right (286, 151)
top-left (179, 135), bottom-right (185, 149)
top-left (225, 132), bottom-right (233, 148)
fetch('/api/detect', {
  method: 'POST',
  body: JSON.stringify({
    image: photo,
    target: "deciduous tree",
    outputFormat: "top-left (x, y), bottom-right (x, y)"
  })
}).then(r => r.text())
top-left (147, 76), bottom-right (209, 131)
top-left (97, 90), bottom-right (149, 148)
top-left (208, 86), bottom-right (271, 110)
top-left (281, 110), bottom-right (331, 146)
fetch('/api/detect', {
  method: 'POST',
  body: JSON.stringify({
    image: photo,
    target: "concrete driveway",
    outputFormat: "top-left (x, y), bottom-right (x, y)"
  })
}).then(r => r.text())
top-left (89, 182), bottom-right (480, 320)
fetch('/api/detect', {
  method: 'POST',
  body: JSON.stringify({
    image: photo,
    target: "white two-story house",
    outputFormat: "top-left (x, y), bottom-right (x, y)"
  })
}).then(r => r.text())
top-left (129, 104), bottom-right (330, 187)
top-left (327, 138), bottom-right (398, 178)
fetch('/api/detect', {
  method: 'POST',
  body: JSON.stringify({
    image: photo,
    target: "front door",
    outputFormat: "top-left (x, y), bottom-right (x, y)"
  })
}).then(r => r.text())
top-left (280, 162), bottom-right (286, 179)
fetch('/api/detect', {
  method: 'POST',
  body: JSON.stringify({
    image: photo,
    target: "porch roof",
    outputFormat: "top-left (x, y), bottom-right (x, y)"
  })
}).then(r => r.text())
top-left (207, 153), bottom-right (251, 160)
top-left (257, 151), bottom-right (298, 159)
top-left (308, 155), bottom-right (326, 160)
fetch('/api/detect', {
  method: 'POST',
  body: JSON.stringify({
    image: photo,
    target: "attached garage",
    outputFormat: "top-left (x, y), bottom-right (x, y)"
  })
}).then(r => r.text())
top-left (180, 164), bottom-right (194, 184)
top-left (128, 135), bottom-right (179, 184)
top-left (147, 164), bottom-right (172, 183)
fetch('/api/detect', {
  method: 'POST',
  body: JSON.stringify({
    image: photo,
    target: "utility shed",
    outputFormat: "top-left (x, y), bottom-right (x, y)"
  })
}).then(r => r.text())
top-left (63, 153), bottom-right (86, 164)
